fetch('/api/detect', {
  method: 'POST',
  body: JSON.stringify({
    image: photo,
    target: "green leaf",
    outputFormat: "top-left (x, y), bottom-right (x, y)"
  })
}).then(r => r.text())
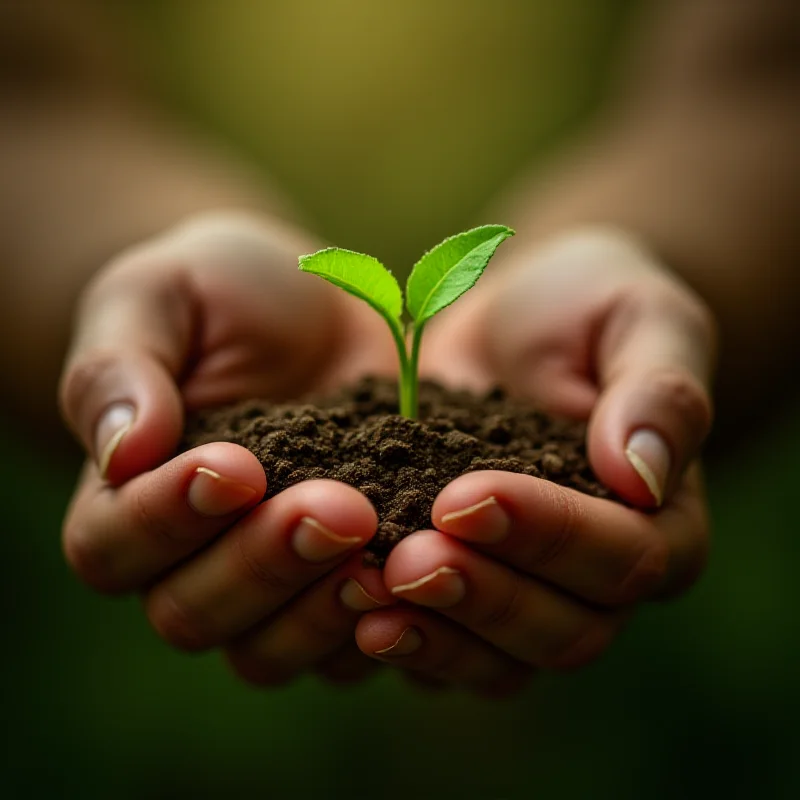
top-left (405, 225), bottom-right (515, 324)
top-left (299, 247), bottom-right (403, 323)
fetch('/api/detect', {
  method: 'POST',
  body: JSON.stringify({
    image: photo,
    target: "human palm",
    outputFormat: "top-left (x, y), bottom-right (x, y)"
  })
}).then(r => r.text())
top-left (61, 220), bottom-right (714, 695)
top-left (352, 228), bottom-right (713, 694)
top-left (60, 213), bottom-right (399, 685)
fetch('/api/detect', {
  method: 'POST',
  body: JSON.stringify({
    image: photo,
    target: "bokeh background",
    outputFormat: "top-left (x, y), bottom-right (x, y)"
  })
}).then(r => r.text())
top-left (4, 1), bottom-right (799, 797)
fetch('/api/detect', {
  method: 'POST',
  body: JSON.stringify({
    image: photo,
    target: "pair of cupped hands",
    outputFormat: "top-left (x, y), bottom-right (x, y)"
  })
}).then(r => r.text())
top-left (60, 212), bottom-right (714, 696)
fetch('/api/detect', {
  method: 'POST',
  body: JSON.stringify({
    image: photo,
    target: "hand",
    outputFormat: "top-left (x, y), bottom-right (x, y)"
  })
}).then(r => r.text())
top-left (59, 212), bottom-right (398, 686)
top-left (355, 227), bottom-right (715, 696)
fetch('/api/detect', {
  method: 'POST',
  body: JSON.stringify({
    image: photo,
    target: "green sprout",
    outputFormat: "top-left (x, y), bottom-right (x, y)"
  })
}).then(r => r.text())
top-left (299, 224), bottom-right (514, 418)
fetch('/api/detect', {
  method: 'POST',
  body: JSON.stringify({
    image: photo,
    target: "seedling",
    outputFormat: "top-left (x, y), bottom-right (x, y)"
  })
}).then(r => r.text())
top-left (299, 224), bottom-right (514, 418)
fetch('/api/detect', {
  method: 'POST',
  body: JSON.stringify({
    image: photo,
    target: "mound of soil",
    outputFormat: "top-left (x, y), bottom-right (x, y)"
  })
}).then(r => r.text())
top-left (182, 377), bottom-right (610, 565)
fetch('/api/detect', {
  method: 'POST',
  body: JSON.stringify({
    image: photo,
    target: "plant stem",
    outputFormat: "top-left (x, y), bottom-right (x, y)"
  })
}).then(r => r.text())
top-left (389, 320), bottom-right (413, 418)
top-left (400, 321), bottom-right (424, 419)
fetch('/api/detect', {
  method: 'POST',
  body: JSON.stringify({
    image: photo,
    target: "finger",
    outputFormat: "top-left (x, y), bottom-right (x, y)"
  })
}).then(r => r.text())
top-left (59, 254), bottom-right (195, 484)
top-left (225, 553), bottom-right (394, 686)
top-left (315, 645), bottom-right (385, 687)
top-left (143, 480), bottom-right (377, 651)
top-left (63, 442), bottom-right (266, 594)
top-left (355, 606), bottom-right (533, 692)
top-left (588, 282), bottom-right (716, 507)
top-left (433, 470), bottom-right (708, 606)
top-left (383, 530), bottom-right (628, 670)
top-left (641, 462), bottom-right (711, 600)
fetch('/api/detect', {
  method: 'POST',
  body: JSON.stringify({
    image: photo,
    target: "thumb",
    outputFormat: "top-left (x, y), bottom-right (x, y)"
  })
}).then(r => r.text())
top-left (587, 287), bottom-right (716, 508)
top-left (59, 252), bottom-right (194, 485)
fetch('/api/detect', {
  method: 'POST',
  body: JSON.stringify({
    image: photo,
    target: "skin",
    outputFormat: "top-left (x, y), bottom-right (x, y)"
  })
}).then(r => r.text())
top-left (362, 230), bottom-right (713, 691)
top-left (59, 214), bottom-right (400, 684)
top-left (59, 219), bottom-right (713, 694)
top-left (3, 1), bottom-right (798, 693)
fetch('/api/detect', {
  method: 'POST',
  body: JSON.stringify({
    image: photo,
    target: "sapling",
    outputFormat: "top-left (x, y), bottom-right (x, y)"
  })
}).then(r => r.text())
top-left (299, 224), bottom-right (514, 419)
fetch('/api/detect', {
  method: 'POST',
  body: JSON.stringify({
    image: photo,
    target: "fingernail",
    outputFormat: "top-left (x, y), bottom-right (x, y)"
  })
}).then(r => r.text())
top-left (625, 429), bottom-right (671, 506)
top-left (339, 579), bottom-right (388, 612)
top-left (375, 627), bottom-right (422, 656)
top-left (187, 467), bottom-right (260, 517)
top-left (96, 402), bottom-right (135, 478)
top-left (391, 566), bottom-right (466, 608)
top-left (440, 496), bottom-right (509, 543)
top-left (292, 516), bottom-right (362, 563)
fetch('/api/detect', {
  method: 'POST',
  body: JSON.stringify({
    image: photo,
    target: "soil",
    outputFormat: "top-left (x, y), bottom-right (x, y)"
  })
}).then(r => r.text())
top-left (182, 377), bottom-right (611, 566)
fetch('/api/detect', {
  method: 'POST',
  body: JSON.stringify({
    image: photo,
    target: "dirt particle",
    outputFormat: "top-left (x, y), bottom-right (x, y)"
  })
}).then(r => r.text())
top-left (182, 377), bottom-right (613, 565)
top-left (541, 452), bottom-right (565, 474)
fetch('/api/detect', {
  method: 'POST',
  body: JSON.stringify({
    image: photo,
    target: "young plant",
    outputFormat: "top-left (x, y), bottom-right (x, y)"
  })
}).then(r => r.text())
top-left (298, 224), bottom-right (514, 418)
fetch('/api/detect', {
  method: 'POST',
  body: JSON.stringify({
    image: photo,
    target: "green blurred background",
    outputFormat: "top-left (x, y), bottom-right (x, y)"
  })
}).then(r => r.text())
top-left (4, 1), bottom-right (799, 797)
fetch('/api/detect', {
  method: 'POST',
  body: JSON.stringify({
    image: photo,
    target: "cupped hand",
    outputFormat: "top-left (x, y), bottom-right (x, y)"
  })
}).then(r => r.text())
top-left (59, 212), bottom-right (398, 686)
top-left (356, 227), bottom-right (715, 695)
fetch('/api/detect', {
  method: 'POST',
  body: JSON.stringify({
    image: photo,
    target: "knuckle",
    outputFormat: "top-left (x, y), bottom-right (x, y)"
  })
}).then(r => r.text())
top-left (652, 370), bottom-right (713, 441)
top-left (145, 589), bottom-right (209, 652)
top-left (658, 529), bottom-right (711, 601)
top-left (252, 611), bottom-right (345, 663)
top-left (58, 351), bottom-right (117, 433)
top-left (528, 483), bottom-right (582, 570)
top-left (298, 611), bottom-right (348, 645)
top-left (427, 641), bottom-right (468, 681)
top-left (545, 618), bottom-right (616, 671)
top-left (134, 489), bottom-right (180, 546)
top-left (476, 572), bottom-right (524, 634)
top-left (234, 535), bottom-right (296, 596)
top-left (62, 516), bottom-right (123, 595)
top-left (609, 539), bottom-right (670, 605)
top-left (61, 516), bottom-right (96, 580)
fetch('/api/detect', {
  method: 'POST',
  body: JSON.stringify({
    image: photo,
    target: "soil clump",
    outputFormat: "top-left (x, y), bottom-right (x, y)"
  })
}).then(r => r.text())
top-left (183, 377), bottom-right (611, 565)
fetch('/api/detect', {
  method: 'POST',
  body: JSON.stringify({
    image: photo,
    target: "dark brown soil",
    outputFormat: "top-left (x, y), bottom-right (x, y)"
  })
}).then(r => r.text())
top-left (182, 377), bottom-right (611, 566)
